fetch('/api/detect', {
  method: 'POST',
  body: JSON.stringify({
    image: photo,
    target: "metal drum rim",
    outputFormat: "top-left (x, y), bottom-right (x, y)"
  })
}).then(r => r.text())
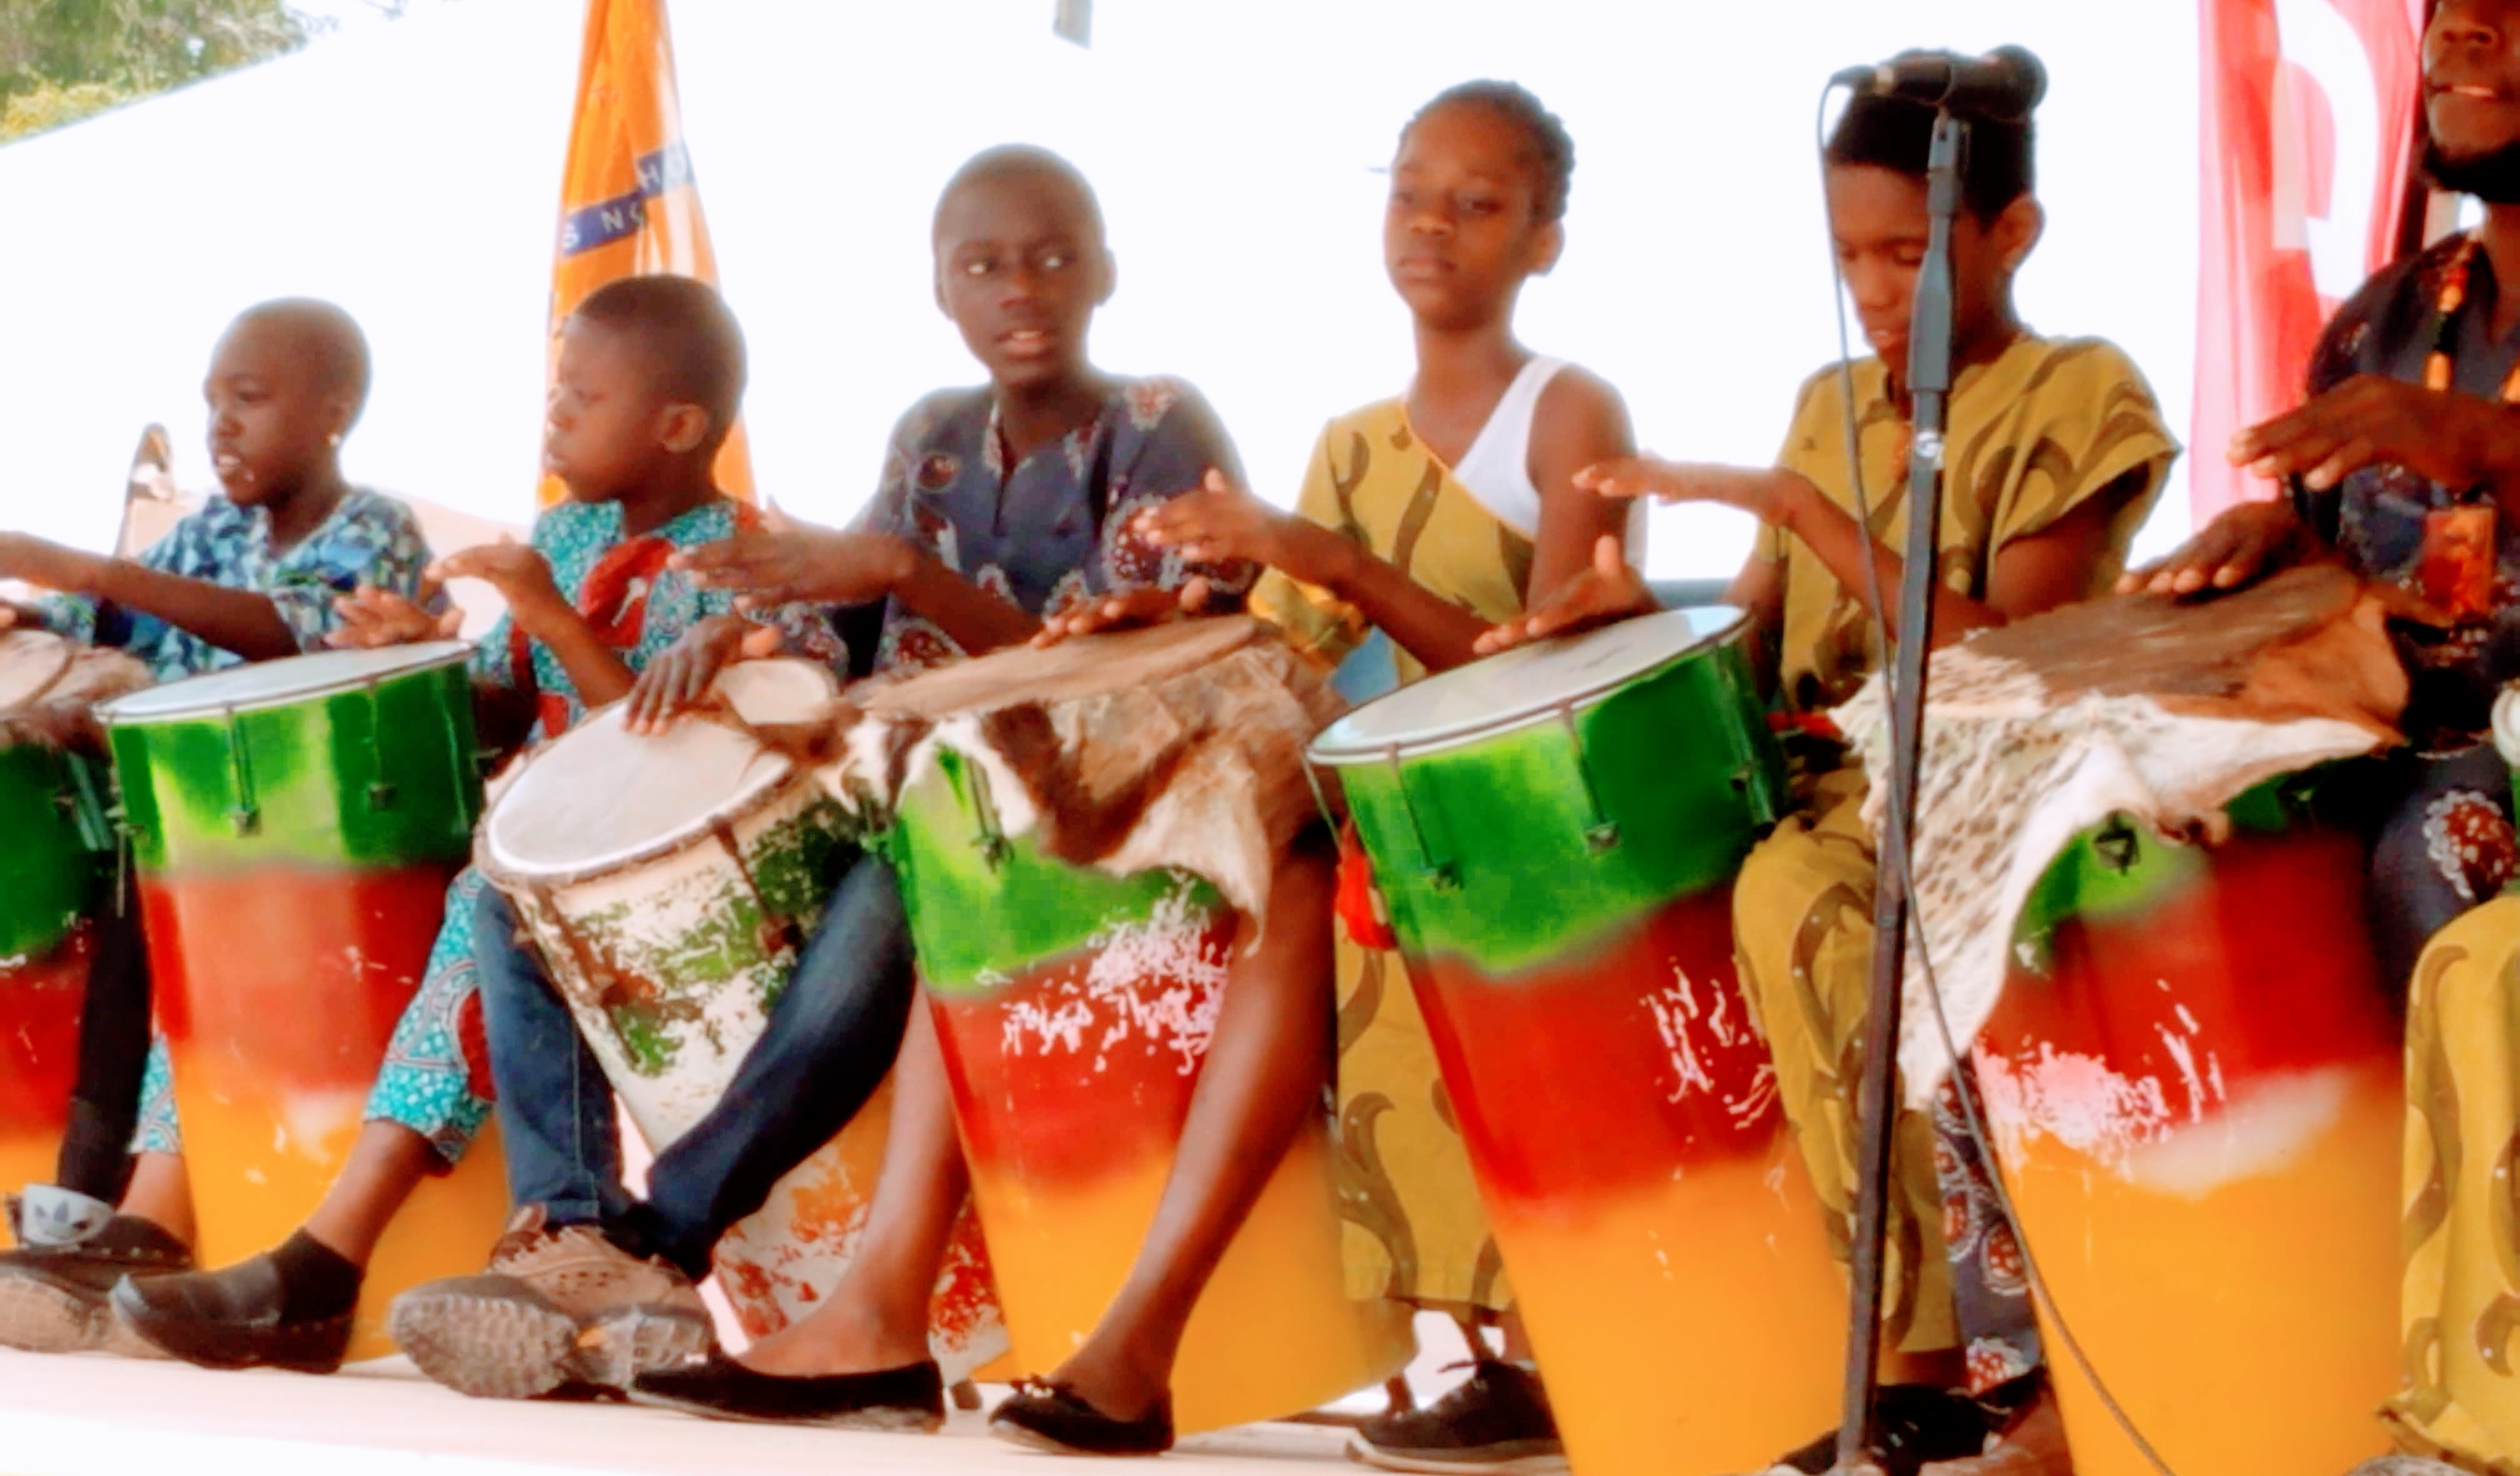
top-left (1304, 605), bottom-right (1751, 766)
top-left (93, 640), bottom-right (476, 724)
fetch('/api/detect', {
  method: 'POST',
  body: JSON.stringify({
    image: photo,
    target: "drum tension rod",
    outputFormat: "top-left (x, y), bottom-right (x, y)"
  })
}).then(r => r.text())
top-left (1301, 760), bottom-right (1339, 836)
top-left (222, 706), bottom-right (260, 837)
top-left (1382, 748), bottom-right (1457, 891)
top-left (361, 678), bottom-right (400, 812)
top-left (2092, 817), bottom-right (2141, 875)
top-left (966, 760), bottom-right (1012, 871)
top-left (1555, 706), bottom-right (1620, 855)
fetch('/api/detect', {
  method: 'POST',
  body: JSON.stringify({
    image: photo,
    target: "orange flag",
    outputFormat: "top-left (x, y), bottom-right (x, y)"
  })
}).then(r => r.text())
top-left (539, 0), bottom-right (751, 506)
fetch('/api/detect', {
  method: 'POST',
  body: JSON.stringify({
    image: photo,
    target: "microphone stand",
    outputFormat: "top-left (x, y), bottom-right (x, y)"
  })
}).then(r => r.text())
top-left (1835, 105), bottom-right (1968, 1475)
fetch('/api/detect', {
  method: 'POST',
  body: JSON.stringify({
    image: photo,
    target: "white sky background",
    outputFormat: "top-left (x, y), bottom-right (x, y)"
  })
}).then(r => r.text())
top-left (0, 0), bottom-right (2203, 581)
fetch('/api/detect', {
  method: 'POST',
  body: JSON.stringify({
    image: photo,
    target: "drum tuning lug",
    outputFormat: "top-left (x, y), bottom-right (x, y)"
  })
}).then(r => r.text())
top-left (963, 760), bottom-right (1012, 871)
top-left (227, 806), bottom-right (261, 838)
top-left (1585, 823), bottom-right (1621, 854)
top-left (367, 781), bottom-right (399, 811)
top-left (1428, 863), bottom-right (1459, 892)
top-left (2092, 820), bottom-right (2139, 873)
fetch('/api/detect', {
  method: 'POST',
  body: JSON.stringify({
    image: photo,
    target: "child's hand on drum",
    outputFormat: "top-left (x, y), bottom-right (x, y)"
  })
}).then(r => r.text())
top-left (1473, 535), bottom-right (1656, 655)
top-left (0, 531), bottom-right (104, 594)
top-left (1133, 470), bottom-right (1306, 574)
top-left (2118, 498), bottom-right (2304, 598)
top-left (1572, 458), bottom-right (1796, 523)
top-left (433, 540), bottom-right (566, 626)
top-left (625, 615), bottom-right (784, 733)
top-left (1032, 580), bottom-right (1216, 648)
top-left (672, 528), bottom-right (912, 611)
top-left (326, 585), bottom-right (459, 648)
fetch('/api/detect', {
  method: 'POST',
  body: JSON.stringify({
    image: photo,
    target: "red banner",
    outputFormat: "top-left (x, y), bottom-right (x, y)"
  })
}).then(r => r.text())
top-left (2194, 0), bottom-right (2426, 524)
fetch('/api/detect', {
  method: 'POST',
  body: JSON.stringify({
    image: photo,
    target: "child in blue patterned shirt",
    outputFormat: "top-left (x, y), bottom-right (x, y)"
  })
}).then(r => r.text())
top-left (0, 301), bottom-right (443, 1361)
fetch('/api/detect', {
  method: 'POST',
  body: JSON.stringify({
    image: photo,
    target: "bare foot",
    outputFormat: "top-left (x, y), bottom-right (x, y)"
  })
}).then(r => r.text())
top-left (734, 1301), bottom-right (929, 1378)
top-left (1920, 1387), bottom-right (2070, 1476)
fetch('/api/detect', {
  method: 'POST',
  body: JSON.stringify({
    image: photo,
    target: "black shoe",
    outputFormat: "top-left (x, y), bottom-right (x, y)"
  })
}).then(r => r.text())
top-left (627, 1351), bottom-right (945, 1431)
top-left (1770, 1383), bottom-right (2009, 1476)
top-left (1349, 1361), bottom-right (1567, 1474)
top-left (989, 1379), bottom-right (1174, 1458)
top-left (111, 1252), bottom-right (352, 1375)
top-left (0, 1207), bottom-right (191, 1356)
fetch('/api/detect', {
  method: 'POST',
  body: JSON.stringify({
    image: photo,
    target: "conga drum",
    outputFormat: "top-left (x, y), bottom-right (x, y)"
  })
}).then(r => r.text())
top-left (0, 631), bottom-right (145, 1243)
top-left (95, 643), bottom-right (509, 1357)
top-left (1308, 608), bottom-right (1846, 1476)
top-left (853, 617), bottom-right (1416, 1433)
top-left (475, 659), bottom-right (1008, 1380)
top-left (1978, 775), bottom-right (2398, 1476)
top-left (1820, 570), bottom-right (2411, 1476)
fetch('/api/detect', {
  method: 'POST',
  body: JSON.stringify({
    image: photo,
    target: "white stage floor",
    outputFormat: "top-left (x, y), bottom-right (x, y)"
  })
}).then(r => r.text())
top-left (0, 1348), bottom-right (1372, 1476)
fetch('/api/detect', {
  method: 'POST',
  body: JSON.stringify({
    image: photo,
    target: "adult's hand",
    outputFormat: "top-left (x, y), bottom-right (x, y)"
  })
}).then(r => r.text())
top-left (672, 528), bottom-right (912, 611)
top-left (2231, 375), bottom-right (2520, 493)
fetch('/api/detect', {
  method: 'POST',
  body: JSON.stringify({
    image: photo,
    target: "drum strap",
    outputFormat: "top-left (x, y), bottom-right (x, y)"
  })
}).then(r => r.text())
top-left (709, 817), bottom-right (803, 961)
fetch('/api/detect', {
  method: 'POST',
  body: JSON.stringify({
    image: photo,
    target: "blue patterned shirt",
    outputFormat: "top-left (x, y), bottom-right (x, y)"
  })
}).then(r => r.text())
top-left (39, 488), bottom-right (432, 682)
top-left (856, 376), bottom-right (1253, 675)
top-left (478, 496), bottom-right (847, 744)
top-left (2304, 234), bottom-right (2520, 741)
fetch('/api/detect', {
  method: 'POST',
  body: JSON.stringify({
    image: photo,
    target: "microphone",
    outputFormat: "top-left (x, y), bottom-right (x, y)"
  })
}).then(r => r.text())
top-left (1828, 46), bottom-right (2047, 119)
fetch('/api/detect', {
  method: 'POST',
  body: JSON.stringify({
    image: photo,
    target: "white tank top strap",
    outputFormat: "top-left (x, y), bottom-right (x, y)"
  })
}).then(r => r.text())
top-left (1446, 355), bottom-right (1568, 540)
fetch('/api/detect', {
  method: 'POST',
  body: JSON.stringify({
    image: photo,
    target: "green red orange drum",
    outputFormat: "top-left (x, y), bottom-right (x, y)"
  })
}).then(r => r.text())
top-left (1319, 620), bottom-right (1848, 1475)
top-left (888, 753), bottom-right (1412, 1432)
top-left (1978, 796), bottom-right (2400, 1476)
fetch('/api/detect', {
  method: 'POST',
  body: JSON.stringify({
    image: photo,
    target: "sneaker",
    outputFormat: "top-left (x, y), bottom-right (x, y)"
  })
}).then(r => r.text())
top-left (0, 1190), bottom-right (191, 1357)
top-left (389, 1206), bottom-right (712, 1402)
top-left (1349, 1361), bottom-right (1569, 1475)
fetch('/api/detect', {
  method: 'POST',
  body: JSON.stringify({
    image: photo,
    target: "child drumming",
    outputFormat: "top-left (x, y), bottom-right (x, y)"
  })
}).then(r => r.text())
top-left (106, 275), bottom-right (846, 1375)
top-left (1485, 78), bottom-right (2179, 1475)
top-left (1132, 79), bottom-right (1634, 1473)
top-left (0, 299), bottom-right (434, 1356)
top-left (536, 145), bottom-right (1310, 1457)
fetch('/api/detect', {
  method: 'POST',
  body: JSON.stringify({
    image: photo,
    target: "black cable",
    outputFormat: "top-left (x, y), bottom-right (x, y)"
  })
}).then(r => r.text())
top-left (1812, 82), bottom-right (2182, 1476)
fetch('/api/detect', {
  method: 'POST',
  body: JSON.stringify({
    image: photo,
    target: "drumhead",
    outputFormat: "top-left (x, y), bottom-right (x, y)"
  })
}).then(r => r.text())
top-left (1309, 607), bottom-right (1745, 761)
top-left (96, 641), bottom-right (475, 722)
top-left (0, 631), bottom-right (72, 714)
top-left (483, 658), bottom-right (838, 880)
top-left (861, 616), bottom-right (1264, 720)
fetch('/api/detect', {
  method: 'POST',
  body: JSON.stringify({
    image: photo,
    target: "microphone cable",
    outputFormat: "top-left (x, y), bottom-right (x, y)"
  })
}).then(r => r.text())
top-left (1811, 79), bottom-right (2184, 1476)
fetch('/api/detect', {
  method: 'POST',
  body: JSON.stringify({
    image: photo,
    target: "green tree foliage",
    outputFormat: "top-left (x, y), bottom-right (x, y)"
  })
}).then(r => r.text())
top-left (1, 0), bottom-right (307, 141)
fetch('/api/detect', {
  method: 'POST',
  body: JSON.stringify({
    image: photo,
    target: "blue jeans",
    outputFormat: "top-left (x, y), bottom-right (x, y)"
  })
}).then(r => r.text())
top-left (475, 846), bottom-right (919, 1278)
